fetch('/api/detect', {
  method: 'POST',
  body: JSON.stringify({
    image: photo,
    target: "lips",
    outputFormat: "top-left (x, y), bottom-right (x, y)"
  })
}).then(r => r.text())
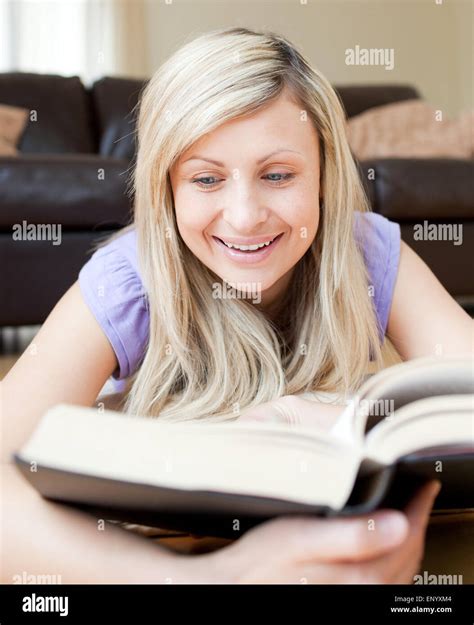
top-left (214, 233), bottom-right (283, 249)
top-left (212, 232), bottom-right (284, 264)
top-left (213, 232), bottom-right (282, 245)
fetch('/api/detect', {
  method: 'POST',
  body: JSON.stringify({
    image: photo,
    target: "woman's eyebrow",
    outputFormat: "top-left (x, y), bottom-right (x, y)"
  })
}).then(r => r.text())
top-left (181, 148), bottom-right (303, 167)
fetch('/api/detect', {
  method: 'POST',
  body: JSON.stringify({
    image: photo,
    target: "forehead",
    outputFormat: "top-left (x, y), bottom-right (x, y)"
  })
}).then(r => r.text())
top-left (175, 89), bottom-right (320, 167)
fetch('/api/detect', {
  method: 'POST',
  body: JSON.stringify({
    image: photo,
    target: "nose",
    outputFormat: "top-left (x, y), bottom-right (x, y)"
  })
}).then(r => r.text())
top-left (221, 181), bottom-right (270, 234)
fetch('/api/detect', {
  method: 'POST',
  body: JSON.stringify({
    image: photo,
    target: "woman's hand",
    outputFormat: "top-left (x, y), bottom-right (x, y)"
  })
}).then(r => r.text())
top-left (238, 394), bottom-right (347, 432)
top-left (197, 481), bottom-right (440, 584)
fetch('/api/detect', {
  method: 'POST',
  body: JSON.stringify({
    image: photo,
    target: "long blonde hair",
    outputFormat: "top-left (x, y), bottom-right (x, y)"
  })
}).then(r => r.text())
top-left (103, 27), bottom-right (385, 422)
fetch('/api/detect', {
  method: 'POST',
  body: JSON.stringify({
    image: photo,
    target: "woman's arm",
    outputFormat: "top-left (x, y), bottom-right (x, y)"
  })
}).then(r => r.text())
top-left (1, 282), bottom-right (222, 583)
top-left (1, 463), bottom-right (206, 583)
top-left (1, 281), bottom-right (118, 464)
top-left (387, 240), bottom-right (474, 360)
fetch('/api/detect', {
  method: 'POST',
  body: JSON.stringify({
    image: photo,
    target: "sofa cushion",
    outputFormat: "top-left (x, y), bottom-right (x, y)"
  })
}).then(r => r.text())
top-left (347, 100), bottom-right (473, 159)
top-left (399, 222), bottom-right (474, 298)
top-left (0, 72), bottom-right (95, 154)
top-left (0, 230), bottom-right (116, 325)
top-left (0, 154), bottom-right (132, 229)
top-left (335, 84), bottom-right (420, 118)
top-left (91, 77), bottom-right (147, 160)
top-left (360, 158), bottom-right (474, 220)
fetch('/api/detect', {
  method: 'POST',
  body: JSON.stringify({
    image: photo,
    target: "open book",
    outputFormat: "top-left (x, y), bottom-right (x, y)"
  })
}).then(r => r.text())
top-left (13, 355), bottom-right (474, 538)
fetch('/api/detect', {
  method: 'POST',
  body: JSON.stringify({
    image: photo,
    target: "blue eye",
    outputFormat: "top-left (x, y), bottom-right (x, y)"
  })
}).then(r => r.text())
top-left (192, 173), bottom-right (295, 188)
top-left (264, 173), bottom-right (295, 184)
top-left (192, 176), bottom-right (221, 187)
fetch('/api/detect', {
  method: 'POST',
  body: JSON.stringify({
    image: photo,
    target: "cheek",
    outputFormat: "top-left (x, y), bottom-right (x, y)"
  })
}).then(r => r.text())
top-left (296, 208), bottom-right (319, 245)
top-left (174, 191), bottom-right (216, 244)
top-left (283, 190), bottom-right (320, 246)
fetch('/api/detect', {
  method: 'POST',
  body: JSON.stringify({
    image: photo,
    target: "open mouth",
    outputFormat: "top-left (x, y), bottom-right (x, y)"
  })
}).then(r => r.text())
top-left (212, 232), bottom-right (284, 253)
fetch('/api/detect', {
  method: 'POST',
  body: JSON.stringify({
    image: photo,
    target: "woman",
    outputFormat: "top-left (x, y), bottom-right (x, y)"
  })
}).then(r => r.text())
top-left (2, 27), bottom-right (471, 583)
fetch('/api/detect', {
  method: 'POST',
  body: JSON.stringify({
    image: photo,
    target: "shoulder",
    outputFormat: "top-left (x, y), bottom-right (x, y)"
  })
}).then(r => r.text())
top-left (386, 238), bottom-right (473, 359)
top-left (78, 226), bottom-right (149, 381)
top-left (84, 227), bottom-right (140, 273)
top-left (353, 211), bottom-right (401, 340)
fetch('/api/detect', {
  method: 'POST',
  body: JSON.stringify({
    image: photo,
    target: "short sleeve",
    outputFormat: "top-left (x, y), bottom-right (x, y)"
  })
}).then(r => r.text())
top-left (78, 228), bottom-right (150, 381)
top-left (353, 211), bottom-right (401, 341)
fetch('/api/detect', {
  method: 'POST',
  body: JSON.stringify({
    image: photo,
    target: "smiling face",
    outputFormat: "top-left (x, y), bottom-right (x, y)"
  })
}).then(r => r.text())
top-left (169, 88), bottom-right (322, 314)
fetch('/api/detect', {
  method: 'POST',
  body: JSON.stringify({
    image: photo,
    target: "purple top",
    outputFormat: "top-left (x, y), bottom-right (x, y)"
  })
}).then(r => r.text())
top-left (78, 211), bottom-right (400, 390)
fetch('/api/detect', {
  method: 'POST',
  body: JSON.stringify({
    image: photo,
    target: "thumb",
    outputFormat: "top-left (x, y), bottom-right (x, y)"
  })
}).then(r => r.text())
top-left (227, 510), bottom-right (409, 564)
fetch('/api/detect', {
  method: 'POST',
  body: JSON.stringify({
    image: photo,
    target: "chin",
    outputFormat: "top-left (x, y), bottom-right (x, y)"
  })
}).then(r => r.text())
top-left (223, 272), bottom-right (277, 289)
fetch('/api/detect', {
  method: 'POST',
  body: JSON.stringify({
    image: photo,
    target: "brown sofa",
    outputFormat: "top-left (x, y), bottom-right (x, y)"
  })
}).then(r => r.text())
top-left (0, 72), bottom-right (472, 328)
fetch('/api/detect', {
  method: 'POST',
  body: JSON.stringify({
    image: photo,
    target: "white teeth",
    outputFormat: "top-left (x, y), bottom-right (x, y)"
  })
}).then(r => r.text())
top-left (222, 237), bottom-right (275, 251)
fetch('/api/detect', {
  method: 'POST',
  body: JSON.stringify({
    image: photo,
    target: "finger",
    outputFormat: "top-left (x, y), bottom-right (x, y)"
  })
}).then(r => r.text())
top-left (403, 480), bottom-right (441, 536)
top-left (239, 401), bottom-right (289, 423)
top-left (238, 403), bottom-right (279, 422)
top-left (272, 400), bottom-right (300, 425)
top-left (349, 535), bottom-right (418, 584)
top-left (282, 558), bottom-right (406, 585)
top-left (267, 510), bottom-right (409, 563)
top-left (280, 483), bottom-right (440, 583)
top-left (389, 480), bottom-right (441, 582)
top-left (369, 481), bottom-right (442, 584)
top-left (238, 412), bottom-right (282, 423)
top-left (217, 511), bottom-right (408, 584)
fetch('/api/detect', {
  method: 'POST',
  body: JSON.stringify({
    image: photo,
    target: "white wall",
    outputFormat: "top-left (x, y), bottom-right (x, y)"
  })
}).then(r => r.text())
top-left (145, 0), bottom-right (473, 118)
top-left (2, 0), bottom-right (471, 117)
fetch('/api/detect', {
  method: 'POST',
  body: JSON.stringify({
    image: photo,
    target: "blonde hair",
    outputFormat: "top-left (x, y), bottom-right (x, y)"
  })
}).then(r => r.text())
top-left (102, 27), bottom-right (385, 422)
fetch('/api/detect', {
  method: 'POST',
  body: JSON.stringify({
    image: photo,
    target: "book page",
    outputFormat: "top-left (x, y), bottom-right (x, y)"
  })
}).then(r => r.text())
top-left (17, 403), bottom-right (362, 510)
top-left (364, 395), bottom-right (473, 463)
top-left (349, 356), bottom-right (474, 440)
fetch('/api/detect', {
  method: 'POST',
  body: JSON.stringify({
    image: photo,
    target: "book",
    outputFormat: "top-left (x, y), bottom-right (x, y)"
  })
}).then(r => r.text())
top-left (13, 355), bottom-right (474, 538)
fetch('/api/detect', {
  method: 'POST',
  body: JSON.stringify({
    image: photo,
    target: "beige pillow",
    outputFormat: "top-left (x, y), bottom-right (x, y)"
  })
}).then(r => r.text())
top-left (346, 99), bottom-right (474, 160)
top-left (0, 103), bottom-right (29, 156)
